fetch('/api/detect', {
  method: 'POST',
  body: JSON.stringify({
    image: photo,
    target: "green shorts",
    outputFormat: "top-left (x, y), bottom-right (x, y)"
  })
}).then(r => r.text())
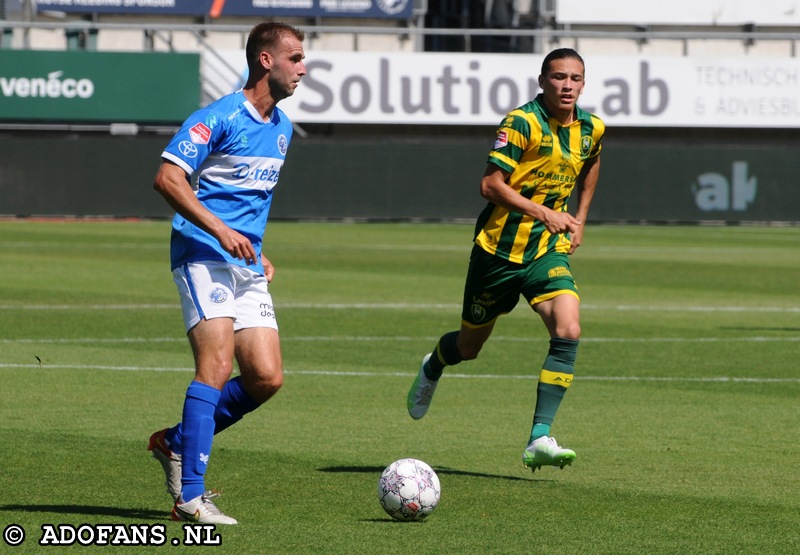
top-left (461, 245), bottom-right (579, 328)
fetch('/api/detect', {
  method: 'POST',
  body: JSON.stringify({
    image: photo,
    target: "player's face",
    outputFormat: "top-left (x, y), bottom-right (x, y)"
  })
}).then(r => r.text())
top-left (267, 35), bottom-right (306, 101)
top-left (538, 57), bottom-right (585, 119)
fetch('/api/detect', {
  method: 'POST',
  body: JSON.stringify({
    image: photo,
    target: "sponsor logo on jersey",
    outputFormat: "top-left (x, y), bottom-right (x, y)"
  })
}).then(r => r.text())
top-left (189, 122), bottom-right (211, 144)
top-left (494, 131), bottom-right (508, 149)
top-left (205, 113), bottom-right (218, 129)
top-left (231, 162), bottom-right (281, 185)
top-left (178, 141), bottom-right (198, 158)
top-left (277, 134), bottom-right (288, 156)
top-left (547, 266), bottom-right (573, 279)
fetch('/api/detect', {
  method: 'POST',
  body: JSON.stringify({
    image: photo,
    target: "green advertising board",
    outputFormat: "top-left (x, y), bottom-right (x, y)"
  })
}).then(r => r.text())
top-left (0, 50), bottom-right (200, 123)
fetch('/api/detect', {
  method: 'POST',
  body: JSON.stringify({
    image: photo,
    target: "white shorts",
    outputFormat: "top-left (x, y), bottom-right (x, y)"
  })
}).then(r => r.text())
top-left (172, 261), bottom-right (278, 333)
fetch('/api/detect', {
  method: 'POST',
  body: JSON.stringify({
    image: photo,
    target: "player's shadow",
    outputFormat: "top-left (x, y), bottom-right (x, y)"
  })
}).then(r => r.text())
top-left (0, 504), bottom-right (165, 520)
top-left (323, 465), bottom-right (546, 524)
top-left (318, 465), bottom-right (535, 482)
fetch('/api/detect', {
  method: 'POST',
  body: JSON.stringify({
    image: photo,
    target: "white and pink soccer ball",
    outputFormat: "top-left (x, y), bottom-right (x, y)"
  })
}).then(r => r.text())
top-left (377, 458), bottom-right (441, 521)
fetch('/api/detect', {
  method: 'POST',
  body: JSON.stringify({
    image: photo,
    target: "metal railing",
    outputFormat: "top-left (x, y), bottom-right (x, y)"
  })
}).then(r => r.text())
top-left (1, 19), bottom-right (799, 55)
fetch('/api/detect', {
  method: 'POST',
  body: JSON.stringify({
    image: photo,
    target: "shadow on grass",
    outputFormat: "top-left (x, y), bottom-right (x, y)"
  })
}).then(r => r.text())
top-left (0, 504), bottom-right (166, 521)
top-left (319, 465), bottom-right (536, 482)
top-left (361, 517), bottom-right (433, 524)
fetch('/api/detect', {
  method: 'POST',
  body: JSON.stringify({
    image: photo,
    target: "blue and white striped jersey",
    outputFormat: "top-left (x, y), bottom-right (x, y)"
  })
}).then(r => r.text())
top-left (161, 90), bottom-right (293, 274)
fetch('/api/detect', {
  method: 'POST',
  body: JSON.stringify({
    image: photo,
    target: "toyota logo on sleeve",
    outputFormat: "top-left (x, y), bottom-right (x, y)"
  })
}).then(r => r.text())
top-left (179, 141), bottom-right (198, 158)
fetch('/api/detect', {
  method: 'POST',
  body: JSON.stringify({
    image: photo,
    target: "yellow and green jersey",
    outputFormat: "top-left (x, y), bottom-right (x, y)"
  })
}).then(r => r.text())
top-left (474, 94), bottom-right (605, 264)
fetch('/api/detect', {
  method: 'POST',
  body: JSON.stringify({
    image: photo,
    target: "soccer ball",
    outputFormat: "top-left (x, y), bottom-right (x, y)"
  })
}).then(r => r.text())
top-left (377, 458), bottom-right (441, 521)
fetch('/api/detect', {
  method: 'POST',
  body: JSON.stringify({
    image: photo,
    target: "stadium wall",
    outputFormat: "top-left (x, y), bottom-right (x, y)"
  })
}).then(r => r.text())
top-left (1, 129), bottom-right (797, 223)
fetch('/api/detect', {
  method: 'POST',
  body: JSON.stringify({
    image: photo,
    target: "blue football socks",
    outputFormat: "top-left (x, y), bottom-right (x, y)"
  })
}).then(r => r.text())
top-left (163, 376), bottom-right (260, 470)
top-left (213, 376), bottom-right (260, 435)
top-left (180, 380), bottom-right (221, 502)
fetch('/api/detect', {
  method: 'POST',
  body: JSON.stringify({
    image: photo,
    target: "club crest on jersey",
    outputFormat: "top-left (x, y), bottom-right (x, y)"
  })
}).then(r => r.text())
top-left (209, 287), bottom-right (228, 304)
top-left (580, 135), bottom-right (594, 157)
top-left (189, 122), bottom-right (212, 145)
top-left (494, 131), bottom-right (508, 149)
top-left (277, 134), bottom-right (288, 156)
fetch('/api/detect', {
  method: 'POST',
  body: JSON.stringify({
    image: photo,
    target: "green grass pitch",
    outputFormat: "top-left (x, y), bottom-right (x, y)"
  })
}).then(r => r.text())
top-left (1, 220), bottom-right (799, 554)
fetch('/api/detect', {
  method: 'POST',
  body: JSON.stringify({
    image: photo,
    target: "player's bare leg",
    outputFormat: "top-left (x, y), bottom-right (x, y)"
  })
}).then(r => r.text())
top-left (234, 327), bottom-right (283, 404)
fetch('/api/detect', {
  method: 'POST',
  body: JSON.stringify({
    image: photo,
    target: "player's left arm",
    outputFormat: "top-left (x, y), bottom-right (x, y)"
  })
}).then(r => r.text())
top-left (569, 154), bottom-right (601, 254)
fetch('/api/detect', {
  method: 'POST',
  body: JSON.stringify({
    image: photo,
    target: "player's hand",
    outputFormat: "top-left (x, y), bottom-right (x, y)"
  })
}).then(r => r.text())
top-left (542, 208), bottom-right (580, 235)
top-left (568, 225), bottom-right (585, 254)
top-left (262, 254), bottom-right (275, 282)
top-left (218, 229), bottom-right (257, 265)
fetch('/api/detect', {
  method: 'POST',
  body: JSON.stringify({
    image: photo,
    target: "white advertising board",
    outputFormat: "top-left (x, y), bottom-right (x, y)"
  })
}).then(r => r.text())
top-left (555, 0), bottom-right (800, 26)
top-left (204, 50), bottom-right (800, 127)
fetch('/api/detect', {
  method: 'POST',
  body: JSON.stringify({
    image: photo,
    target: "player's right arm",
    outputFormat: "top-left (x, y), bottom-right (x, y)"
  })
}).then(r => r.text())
top-left (479, 163), bottom-right (580, 235)
top-left (484, 110), bottom-right (579, 235)
top-left (153, 161), bottom-right (257, 265)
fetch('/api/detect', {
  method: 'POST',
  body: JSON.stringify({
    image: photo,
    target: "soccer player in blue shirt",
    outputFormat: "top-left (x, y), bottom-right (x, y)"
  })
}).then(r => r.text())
top-left (147, 22), bottom-right (306, 525)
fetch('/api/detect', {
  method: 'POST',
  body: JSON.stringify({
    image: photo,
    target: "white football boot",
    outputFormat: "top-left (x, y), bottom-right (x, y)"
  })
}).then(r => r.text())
top-left (522, 436), bottom-right (576, 473)
top-left (147, 428), bottom-right (182, 502)
top-left (407, 353), bottom-right (438, 420)
top-left (171, 491), bottom-right (238, 525)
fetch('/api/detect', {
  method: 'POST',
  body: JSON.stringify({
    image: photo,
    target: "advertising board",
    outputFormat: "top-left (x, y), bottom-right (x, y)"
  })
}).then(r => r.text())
top-left (205, 50), bottom-right (800, 128)
top-left (0, 50), bottom-right (200, 123)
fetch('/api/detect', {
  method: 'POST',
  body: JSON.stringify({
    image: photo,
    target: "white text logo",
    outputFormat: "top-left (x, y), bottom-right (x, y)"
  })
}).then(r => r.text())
top-left (694, 161), bottom-right (757, 211)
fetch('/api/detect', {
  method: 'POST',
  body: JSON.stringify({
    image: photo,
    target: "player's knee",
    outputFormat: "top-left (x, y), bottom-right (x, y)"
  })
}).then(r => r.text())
top-left (195, 359), bottom-right (235, 389)
top-left (557, 322), bottom-right (581, 341)
top-left (257, 372), bottom-right (283, 395)
top-left (247, 369), bottom-right (283, 403)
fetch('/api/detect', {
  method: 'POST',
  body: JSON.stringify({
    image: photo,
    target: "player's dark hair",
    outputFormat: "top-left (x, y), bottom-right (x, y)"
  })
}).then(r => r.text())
top-left (540, 48), bottom-right (585, 76)
top-left (245, 22), bottom-right (305, 72)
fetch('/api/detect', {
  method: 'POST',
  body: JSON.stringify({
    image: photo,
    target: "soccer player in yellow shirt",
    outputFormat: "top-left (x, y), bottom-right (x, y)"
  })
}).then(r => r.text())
top-left (407, 48), bottom-right (604, 473)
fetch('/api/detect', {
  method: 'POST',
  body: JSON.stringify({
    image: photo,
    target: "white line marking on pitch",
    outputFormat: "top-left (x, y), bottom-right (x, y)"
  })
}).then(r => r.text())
top-left (0, 302), bottom-right (799, 313)
top-left (1, 335), bottom-right (798, 345)
top-left (0, 304), bottom-right (176, 310)
top-left (0, 363), bottom-right (798, 384)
